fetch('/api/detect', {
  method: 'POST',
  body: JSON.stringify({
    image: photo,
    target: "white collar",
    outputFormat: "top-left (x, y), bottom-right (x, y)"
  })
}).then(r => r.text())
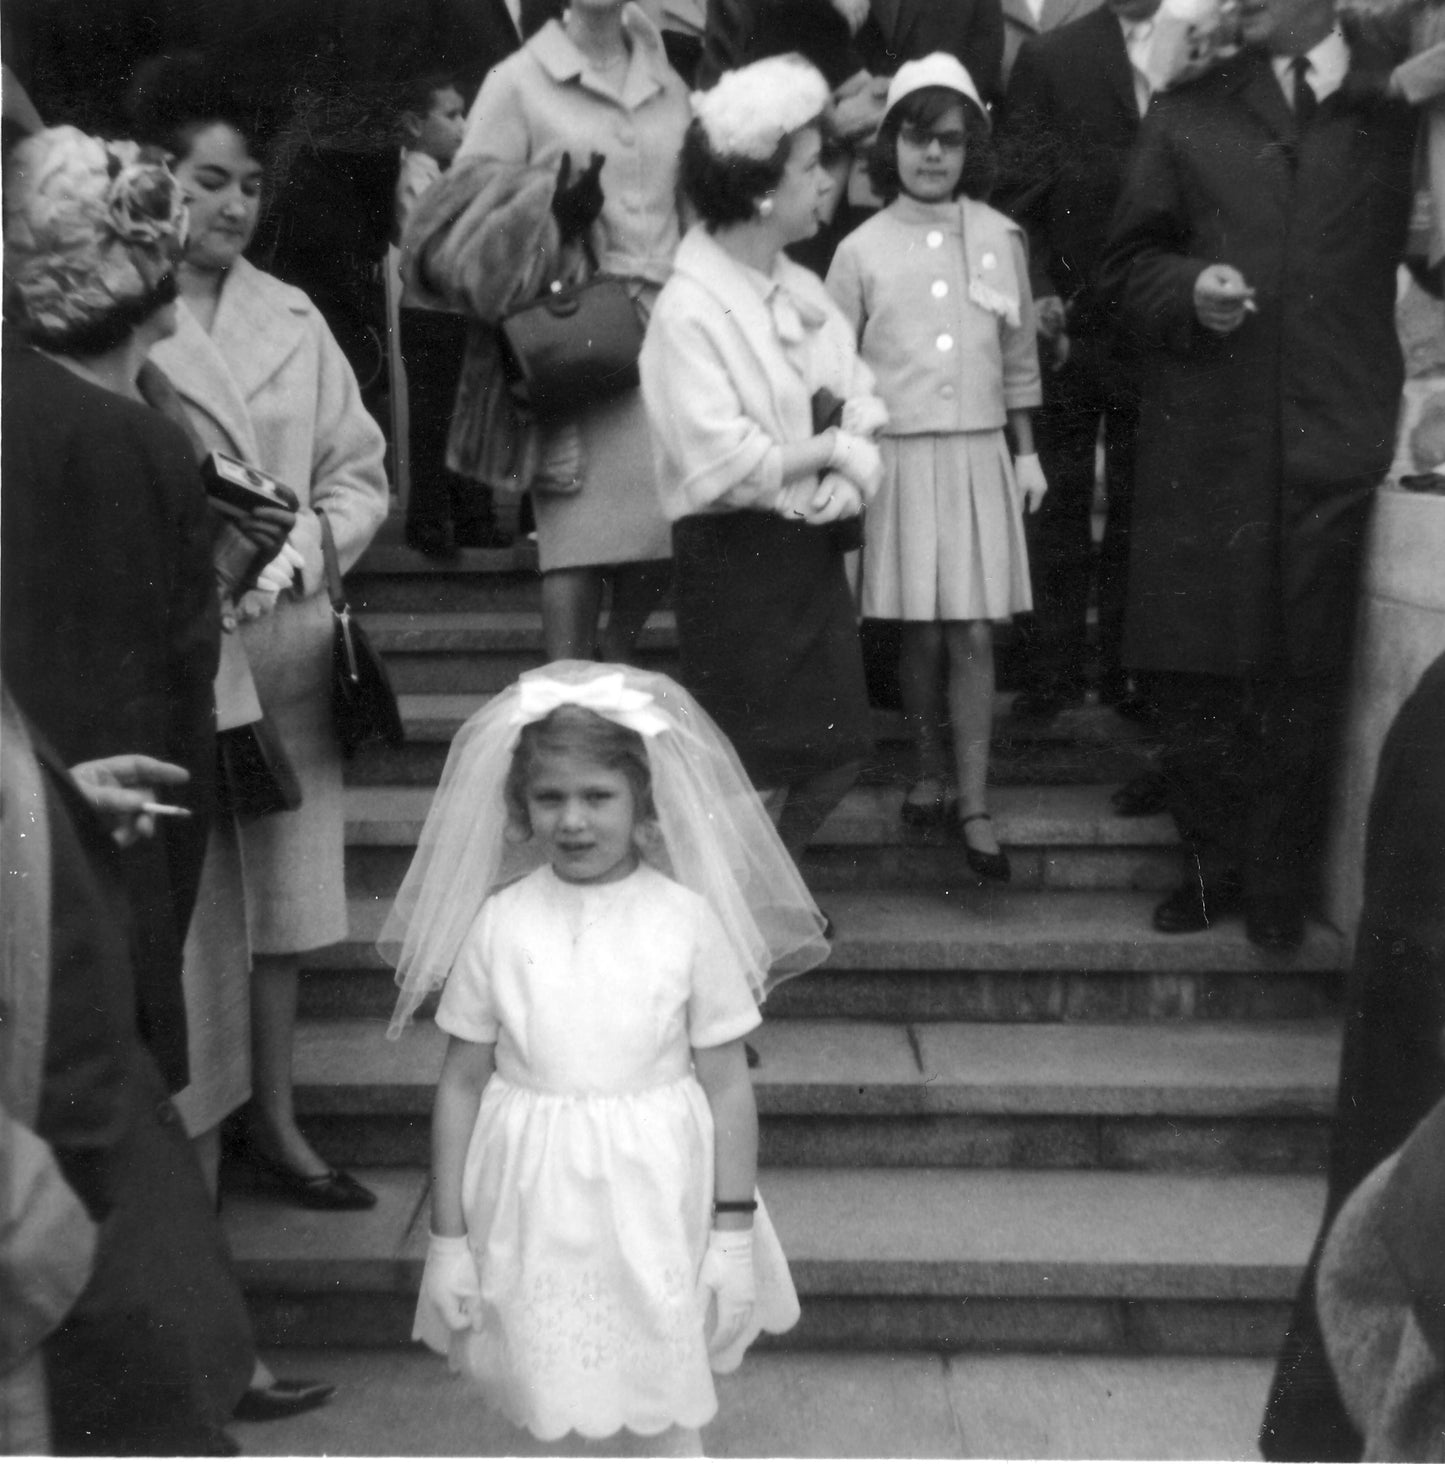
top-left (1271, 27), bottom-right (1349, 105)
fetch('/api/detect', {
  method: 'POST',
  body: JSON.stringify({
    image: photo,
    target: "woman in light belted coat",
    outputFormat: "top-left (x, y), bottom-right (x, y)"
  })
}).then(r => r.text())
top-left (144, 81), bottom-right (389, 1214)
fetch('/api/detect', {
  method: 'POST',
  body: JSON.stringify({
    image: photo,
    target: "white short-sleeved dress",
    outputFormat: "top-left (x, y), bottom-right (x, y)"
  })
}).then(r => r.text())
top-left (415, 862), bottom-right (799, 1442)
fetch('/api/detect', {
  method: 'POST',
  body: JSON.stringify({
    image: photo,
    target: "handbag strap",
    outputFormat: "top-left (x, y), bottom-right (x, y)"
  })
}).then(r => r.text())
top-left (318, 510), bottom-right (347, 613)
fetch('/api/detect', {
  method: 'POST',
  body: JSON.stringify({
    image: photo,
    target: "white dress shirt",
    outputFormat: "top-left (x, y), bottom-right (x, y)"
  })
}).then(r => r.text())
top-left (1272, 26), bottom-right (1349, 108)
top-left (1121, 15), bottom-right (1156, 115)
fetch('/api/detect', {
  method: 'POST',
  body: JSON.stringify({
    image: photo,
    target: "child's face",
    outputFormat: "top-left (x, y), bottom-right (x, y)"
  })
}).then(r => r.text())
top-left (410, 86), bottom-right (466, 166)
top-left (896, 102), bottom-right (967, 204)
top-left (526, 750), bottom-right (641, 885)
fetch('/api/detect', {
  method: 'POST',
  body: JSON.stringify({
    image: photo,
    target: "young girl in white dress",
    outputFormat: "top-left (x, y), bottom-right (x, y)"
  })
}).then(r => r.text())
top-left (381, 661), bottom-right (823, 1455)
top-left (827, 54), bottom-right (1047, 884)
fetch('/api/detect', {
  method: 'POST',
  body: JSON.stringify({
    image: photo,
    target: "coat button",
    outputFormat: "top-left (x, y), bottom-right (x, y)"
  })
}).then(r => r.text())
top-left (926, 230), bottom-right (944, 249)
top-left (936, 333), bottom-right (955, 352)
top-left (932, 280), bottom-right (949, 298)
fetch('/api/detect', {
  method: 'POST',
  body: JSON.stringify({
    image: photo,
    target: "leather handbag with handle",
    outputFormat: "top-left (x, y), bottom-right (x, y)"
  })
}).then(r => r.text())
top-left (499, 241), bottom-right (645, 423)
top-left (320, 512), bottom-right (405, 758)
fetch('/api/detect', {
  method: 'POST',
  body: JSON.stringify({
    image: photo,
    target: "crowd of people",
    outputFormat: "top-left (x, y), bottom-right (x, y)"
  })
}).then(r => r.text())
top-left (2, 0), bottom-right (1444, 1453)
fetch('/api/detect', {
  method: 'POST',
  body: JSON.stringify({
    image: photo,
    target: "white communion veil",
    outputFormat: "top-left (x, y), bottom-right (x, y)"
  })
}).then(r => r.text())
top-left (380, 660), bottom-right (832, 1037)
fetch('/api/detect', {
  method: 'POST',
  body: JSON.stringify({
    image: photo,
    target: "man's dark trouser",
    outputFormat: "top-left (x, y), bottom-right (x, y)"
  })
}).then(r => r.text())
top-left (1152, 669), bottom-right (1345, 909)
top-left (1020, 343), bottom-right (1138, 697)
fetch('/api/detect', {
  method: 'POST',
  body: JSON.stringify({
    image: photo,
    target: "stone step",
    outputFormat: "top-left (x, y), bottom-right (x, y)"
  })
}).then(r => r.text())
top-left (233, 1345), bottom-right (1276, 1459)
top-left (349, 539), bottom-right (544, 614)
top-left (343, 782), bottom-right (1180, 895)
top-left (303, 888), bottom-right (1345, 1024)
top-left (293, 1017), bottom-right (1338, 1173)
top-left (345, 692), bottom-right (1155, 788)
top-left (367, 611), bottom-right (679, 692)
top-left (226, 1165), bottom-right (1326, 1354)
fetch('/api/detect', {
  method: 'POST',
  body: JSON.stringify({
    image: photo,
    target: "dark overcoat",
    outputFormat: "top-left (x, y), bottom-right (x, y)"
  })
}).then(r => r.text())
top-left (1000, 2), bottom-right (1143, 339)
top-left (1, 341), bottom-right (219, 1093)
top-left (1099, 51), bottom-right (1416, 678)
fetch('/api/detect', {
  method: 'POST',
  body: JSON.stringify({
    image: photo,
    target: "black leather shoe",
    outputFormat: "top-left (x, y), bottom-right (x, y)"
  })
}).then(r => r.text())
top-left (1245, 898), bottom-right (1306, 953)
top-left (1152, 877), bottom-right (1241, 934)
top-left (957, 812), bottom-right (1011, 883)
top-left (1111, 771), bottom-right (1169, 818)
top-left (234, 1379), bottom-right (336, 1422)
top-left (404, 519), bottom-right (458, 560)
top-left (242, 1146), bottom-right (378, 1211)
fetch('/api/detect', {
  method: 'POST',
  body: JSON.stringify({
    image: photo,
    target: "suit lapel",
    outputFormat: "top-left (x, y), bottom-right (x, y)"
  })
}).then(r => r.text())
top-left (208, 259), bottom-right (308, 406)
top-left (1090, 6), bottom-right (1140, 125)
top-left (160, 300), bottom-right (261, 463)
top-left (1231, 48), bottom-right (1297, 143)
top-left (1002, 0), bottom-right (1040, 38)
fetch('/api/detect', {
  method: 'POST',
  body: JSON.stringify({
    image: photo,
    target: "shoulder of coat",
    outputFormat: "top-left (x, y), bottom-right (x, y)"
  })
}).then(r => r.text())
top-left (235, 257), bottom-right (315, 319)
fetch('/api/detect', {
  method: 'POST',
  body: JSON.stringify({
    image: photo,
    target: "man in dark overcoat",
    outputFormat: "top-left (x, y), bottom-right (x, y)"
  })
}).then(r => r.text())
top-left (1099, 0), bottom-right (1417, 948)
top-left (1000, 0), bottom-right (1158, 718)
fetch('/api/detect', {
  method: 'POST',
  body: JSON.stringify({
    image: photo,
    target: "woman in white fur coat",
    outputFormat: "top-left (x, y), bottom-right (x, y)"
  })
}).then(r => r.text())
top-left (142, 72), bottom-right (389, 1214)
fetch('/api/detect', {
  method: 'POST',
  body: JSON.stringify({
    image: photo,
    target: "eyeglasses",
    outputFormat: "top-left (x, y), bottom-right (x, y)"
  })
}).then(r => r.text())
top-left (899, 124), bottom-right (967, 151)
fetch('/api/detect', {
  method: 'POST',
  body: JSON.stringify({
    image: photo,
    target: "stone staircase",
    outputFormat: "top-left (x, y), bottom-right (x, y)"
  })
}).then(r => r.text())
top-left (224, 525), bottom-right (1346, 1443)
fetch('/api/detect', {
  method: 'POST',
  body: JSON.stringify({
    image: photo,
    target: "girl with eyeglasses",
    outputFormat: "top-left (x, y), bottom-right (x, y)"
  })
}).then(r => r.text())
top-left (827, 54), bottom-right (1047, 884)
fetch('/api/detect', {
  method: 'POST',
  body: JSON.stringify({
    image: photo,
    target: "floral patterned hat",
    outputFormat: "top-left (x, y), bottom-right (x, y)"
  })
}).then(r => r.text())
top-left (4, 125), bottom-right (188, 346)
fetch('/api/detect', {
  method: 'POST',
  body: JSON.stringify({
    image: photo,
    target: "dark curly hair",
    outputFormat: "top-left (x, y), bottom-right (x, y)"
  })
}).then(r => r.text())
top-left (680, 114), bottom-right (826, 228)
top-left (868, 86), bottom-right (995, 204)
top-left (503, 706), bottom-right (657, 840)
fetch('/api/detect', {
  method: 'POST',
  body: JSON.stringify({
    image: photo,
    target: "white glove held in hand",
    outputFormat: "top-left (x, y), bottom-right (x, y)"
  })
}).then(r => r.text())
top-left (1014, 452), bottom-right (1049, 513)
top-left (828, 430), bottom-right (883, 498)
top-left (422, 1232), bottom-right (481, 1331)
top-left (696, 1228), bottom-right (756, 1368)
top-left (253, 540), bottom-right (306, 597)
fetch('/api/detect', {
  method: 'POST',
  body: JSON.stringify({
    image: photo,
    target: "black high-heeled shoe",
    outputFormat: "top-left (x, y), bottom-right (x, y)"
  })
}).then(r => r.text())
top-left (900, 778), bottom-right (950, 829)
top-left (956, 811), bottom-right (1011, 884)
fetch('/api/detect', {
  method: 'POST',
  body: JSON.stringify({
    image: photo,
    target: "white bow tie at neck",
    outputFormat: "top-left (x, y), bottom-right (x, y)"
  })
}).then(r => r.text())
top-left (511, 672), bottom-right (671, 738)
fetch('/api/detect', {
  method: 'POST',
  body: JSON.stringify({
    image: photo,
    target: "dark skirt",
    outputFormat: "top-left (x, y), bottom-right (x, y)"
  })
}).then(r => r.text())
top-left (672, 510), bottom-right (872, 789)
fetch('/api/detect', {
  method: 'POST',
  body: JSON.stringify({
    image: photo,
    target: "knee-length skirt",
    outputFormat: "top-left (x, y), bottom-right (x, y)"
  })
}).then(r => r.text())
top-left (672, 511), bottom-right (872, 789)
top-left (860, 430), bottom-right (1033, 622)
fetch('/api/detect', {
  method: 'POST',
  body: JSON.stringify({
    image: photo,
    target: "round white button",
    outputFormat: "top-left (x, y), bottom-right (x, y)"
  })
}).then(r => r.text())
top-left (936, 333), bottom-right (954, 352)
top-left (926, 230), bottom-right (944, 249)
top-left (981, 251), bottom-right (997, 270)
top-left (931, 280), bottom-right (949, 299)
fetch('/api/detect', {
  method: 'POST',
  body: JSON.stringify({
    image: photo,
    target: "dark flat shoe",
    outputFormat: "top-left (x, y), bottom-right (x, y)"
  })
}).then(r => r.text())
top-left (1152, 877), bottom-right (1241, 934)
top-left (244, 1146), bottom-right (378, 1211)
top-left (1111, 771), bottom-right (1169, 818)
top-left (957, 811), bottom-right (1011, 884)
top-left (1246, 898), bottom-right (1305, 953)
top-left (234, 1378), bottom-right (336, 1422)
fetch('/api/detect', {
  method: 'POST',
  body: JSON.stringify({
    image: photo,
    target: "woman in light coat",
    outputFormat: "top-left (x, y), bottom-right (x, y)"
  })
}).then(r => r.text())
top-left (641, 56), bottom-right (887, 875)
top-left (140, 65), bottom-right (389, 1215)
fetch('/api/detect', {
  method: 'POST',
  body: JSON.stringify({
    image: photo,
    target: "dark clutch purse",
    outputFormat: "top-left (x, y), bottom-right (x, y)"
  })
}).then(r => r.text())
top-left (320, 513), bottom-right (405, 758)
top-left (499, 244), bottom-right (645, 423)
top-left (216, 714), bottom-right (302, 819)
top-left (811, 387), bottom-right (866, 555)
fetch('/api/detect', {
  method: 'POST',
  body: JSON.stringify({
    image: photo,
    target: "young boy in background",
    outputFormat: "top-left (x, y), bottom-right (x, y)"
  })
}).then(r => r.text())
top-left (396, 73), bottom-right (510, 556)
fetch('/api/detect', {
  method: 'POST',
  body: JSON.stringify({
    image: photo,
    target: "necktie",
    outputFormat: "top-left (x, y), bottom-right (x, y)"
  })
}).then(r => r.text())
top-left (1291, 55), bottom-right (1317, 127)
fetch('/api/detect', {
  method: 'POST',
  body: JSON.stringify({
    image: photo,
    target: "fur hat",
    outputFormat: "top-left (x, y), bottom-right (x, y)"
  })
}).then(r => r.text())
top-left (4, 125), bottom-right (188, 344)
top-left (691, 54), bottom-right (832, 161)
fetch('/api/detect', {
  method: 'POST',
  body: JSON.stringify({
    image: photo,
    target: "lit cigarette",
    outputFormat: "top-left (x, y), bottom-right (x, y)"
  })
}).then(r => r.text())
top-left (1242, 298), bottom-right (1259, 314)
top-left (141, 802), bottom-right (192, 818)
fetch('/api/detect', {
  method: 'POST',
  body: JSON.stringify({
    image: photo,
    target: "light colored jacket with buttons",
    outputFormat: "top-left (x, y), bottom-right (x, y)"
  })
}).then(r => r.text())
top-left (828, 195), bottom-right (1042, 437)
top-left (458, 18), bottom-right (690, 287)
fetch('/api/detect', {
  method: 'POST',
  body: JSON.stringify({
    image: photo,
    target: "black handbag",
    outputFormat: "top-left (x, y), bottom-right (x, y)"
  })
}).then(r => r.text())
top-left (499, 245), bottom-right (644, 422)
top-left (320, 513), bottom-right (405, 758)
top-left (216, 714), bottom-right (303, 819)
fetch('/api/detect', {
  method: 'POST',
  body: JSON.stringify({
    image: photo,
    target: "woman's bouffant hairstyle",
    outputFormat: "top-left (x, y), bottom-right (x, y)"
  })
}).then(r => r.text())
top-left (680, 115), bottom-right (825, 228)
top-left (868, 86), bottom-right (995, 204)
top-left (125, 51), bottom-right (279, 165)
top-left (503, 706), bottom-right (657, 840)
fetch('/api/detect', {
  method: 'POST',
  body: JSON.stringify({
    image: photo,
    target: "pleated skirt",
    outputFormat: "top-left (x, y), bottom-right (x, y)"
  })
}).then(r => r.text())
top-left (860, 430), bottom-right (1033, 622)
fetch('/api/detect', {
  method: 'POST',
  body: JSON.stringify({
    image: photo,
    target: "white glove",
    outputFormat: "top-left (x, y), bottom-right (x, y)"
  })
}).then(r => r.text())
top-left (253, 539), bottom-right (305, 597)
top-left (829, 430), bottom-right (883, 498)
top-left (804, 472), bottom-right (863, 525)
top-left (422, 1232), bottom-right (481, 1331)
top-left (1014, 452), bottom-right (1049, 513)
top-left (695, 1228), bottom-right (756, 1368)
top-left (840, 394), bottom-right (890, 439)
